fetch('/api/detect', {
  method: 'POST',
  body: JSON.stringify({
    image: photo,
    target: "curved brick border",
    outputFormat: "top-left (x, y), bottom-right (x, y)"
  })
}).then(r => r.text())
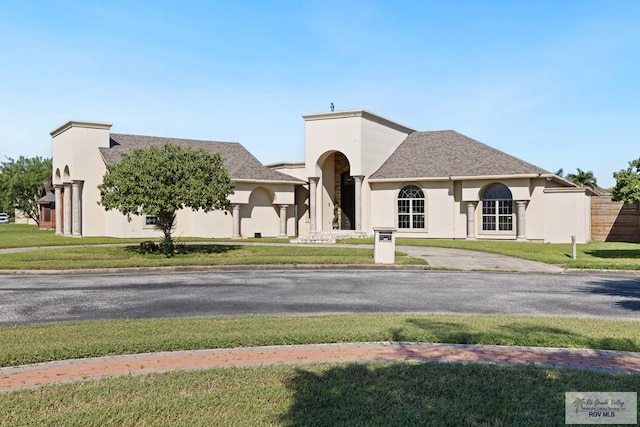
top-left (2, 343), bottom-right (639, 393)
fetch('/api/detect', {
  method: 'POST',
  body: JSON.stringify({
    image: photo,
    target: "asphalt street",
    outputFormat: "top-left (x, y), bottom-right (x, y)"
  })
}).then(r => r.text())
top-left (0, 270), bottom-right (639, 325)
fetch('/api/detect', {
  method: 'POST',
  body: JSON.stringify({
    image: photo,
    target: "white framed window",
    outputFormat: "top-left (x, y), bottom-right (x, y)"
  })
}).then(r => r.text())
top-left (398, 185), bottom-right (425, 229)
top-left (481, 183), bottom-right (513, 231)
top-left (145, 215), bottom-right (159, 226)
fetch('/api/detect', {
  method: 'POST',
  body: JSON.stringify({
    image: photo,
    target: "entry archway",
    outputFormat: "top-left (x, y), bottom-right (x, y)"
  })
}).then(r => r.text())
top-left (319, 151), bottom-right (355, 231)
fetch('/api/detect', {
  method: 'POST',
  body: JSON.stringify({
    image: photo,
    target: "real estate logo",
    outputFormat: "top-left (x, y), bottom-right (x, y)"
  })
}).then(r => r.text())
top-left (565, 392), bottom-right (637, 424)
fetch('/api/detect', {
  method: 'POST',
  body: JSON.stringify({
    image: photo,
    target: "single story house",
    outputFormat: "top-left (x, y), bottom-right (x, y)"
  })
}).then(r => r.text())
top-left (50, 109), bottom-right (591, 243)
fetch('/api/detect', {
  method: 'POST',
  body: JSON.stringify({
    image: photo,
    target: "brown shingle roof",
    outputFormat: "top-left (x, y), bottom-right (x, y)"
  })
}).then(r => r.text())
top-left (369, 130), bottom-right (550, 180)
top-left (100, 134), bottom-right (303, 183)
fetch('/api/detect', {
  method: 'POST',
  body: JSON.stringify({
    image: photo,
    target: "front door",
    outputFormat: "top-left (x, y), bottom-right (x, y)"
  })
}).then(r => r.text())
top-left (340, 171), bottom-right (355, 230)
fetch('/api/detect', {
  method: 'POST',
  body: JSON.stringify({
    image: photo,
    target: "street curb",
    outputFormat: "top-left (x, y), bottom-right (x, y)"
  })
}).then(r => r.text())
top-left (3, 265), bottom-right (640, 276)
top-left (0, 264), bottom-right (640, 278)
top-left (0, 264), bottom-right (428, 276)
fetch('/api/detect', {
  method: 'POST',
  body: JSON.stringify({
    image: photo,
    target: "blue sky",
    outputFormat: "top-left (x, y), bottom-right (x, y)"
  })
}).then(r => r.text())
top-left (1, 1), bottom-right (639, 187)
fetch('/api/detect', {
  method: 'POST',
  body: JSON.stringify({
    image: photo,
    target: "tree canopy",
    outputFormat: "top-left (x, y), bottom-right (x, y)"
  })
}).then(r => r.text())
top-left (99, 144), bottom-right (234, 251)
top-left (612, 158), bottom-right (640, 205)
top-left (0, 156), bottom-right (52, 224)
top-left (565, 168), bottom-right (598, 190)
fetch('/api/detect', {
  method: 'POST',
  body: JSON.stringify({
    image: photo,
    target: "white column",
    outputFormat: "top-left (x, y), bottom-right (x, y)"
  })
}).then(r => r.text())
top-left (71, 180), bottom-right (83, 237)
top-left (309, 177), bottom-right (319, 233)
top-left (278, 204), bottom-right (288, 237)
top-left (516, 200), bottom-right (527, 241)
top-left (232, 204), bottom-right (241, 238)
top-left (54, 185), bottom-right (62, 235)
top-left (466, 202), bottom-right (476, 239)
top-left (353, 175), bottom-right (364, 232)
top-left (63, 182), bottom-right (72, 236)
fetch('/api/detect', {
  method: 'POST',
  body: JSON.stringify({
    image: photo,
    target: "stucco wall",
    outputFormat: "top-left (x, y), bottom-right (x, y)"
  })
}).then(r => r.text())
top-left (295, 185), bottom-right (310, 236)
top-left (370, 177), bottom-right (585, 242)
top-left (303, 110), bottom-right (413, 234)
top-left (269, 164), bottom-right (309, 236)
top-left (359, 116), bottom-right (413, 177)
top-left (52, 121), bottom-right (112, 236)
top-left (305, 116), bottom-right (361, 178)
top-left (100, 208), bottom-right (234, 239)
top-left (543, 188), bottom-right (591, 243)
top-left (13, 210), bottom-right (37, 225)
top-left (51, 121), bottom-right (297, 239)
top-left (240, 187), bottom-right (279, 237)
top-left (369, 180), bottom-right (457, 238)
top-left (268, 163), bottom-right (306, 180)
top-left (453, 181), bottom-right (466, 239)
top-left (524, 179), bottom-right (547, 241)
top-left (461, 178), bottom-right (532, 202)
top-left (99, 183), bottom-right (295, 239)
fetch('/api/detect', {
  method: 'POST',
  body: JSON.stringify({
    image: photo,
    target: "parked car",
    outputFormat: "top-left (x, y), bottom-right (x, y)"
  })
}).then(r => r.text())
top-left (0, 213), bottom-right (10, 224)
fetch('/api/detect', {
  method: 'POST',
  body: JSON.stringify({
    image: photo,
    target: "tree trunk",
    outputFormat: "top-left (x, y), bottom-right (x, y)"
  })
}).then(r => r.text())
top-left (158, 211), bottom-right (176, 256)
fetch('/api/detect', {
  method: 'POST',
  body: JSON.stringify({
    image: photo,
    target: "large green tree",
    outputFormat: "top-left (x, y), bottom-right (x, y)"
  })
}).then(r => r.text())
top-left (565, 168), bottom-right (598, 190)
top-left (99, 144), bottom-right (234, 251)
top-left (0, 156), bottom-right (52, 224)
top-left (612, 158), bottom-right (640, 205)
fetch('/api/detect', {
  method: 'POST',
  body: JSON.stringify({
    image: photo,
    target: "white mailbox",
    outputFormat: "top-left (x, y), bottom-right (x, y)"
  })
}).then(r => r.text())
top-left (373, 227), bottom-right (396, 264)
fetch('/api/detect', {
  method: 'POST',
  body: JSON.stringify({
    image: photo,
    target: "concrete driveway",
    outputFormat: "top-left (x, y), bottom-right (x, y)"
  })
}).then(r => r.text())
top-left (397, 246), bottom-right (564, 273)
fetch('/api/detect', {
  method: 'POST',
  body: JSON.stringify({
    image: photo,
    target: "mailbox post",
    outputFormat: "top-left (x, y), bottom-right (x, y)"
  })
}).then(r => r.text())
top-left (373, 227), bottom-right (396, 264)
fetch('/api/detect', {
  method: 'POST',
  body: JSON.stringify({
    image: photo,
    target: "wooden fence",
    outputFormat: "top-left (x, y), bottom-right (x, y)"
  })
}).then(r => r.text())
top-left (591, 196), bottom-right (640, 242)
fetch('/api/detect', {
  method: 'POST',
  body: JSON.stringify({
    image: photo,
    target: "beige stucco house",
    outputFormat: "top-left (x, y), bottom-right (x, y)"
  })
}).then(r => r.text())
top-left (51, 121), bottom-right (303, 239)
top-left (50, 109), bottom-right (591, 243)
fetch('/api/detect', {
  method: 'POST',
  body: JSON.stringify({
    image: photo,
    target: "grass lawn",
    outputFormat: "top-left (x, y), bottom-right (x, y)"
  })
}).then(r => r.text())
top-left (0, 223), bottom-right (289, 249)
top-left (3, 314), bottom-right (639, 367)
top-left (3, 223), bottom-right (640, 270)
top-left (0, 244), bottom-right (424, 270)
top-left (0, 224), bottom-right (422, 270)
top-left (2, 313), bottom-right (640, 425)
top-left (2, 362), bottom-right (638, 426)
top-left (342, 237), bottom-right (640, 270)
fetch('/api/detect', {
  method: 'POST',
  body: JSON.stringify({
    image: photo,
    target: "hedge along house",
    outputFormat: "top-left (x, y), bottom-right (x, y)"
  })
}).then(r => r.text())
top-left (50, 108), bottom-right (591, 243)
top-left (272, 109), bottom-right (591, 243)
top-left (51, 121), bottom-right (303, 239)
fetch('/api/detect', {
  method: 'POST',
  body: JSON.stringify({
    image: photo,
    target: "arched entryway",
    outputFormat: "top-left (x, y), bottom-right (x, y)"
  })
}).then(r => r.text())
top-left (320, 152), bottom-right (355, 231)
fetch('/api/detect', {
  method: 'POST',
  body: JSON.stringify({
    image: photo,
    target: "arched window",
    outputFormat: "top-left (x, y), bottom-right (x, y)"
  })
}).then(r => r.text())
top-left (398, 185), bottom-right (425, 229)
top-left (481, 183), bottom-right (513, 231)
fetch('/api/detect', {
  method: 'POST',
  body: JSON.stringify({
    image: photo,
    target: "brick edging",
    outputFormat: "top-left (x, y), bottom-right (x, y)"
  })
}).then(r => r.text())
top-left (2, 343), bottom-right (639, 393)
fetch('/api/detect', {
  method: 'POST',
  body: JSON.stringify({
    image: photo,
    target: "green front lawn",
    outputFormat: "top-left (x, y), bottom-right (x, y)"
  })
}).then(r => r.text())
top-left (0, 224), bottom-right (148, 248)
top-left (4, 223), bottom-right (640, 269)
top-left (0, 244), bottom-right (424, 270)
top-left (0, 223), bottom-right (288, 249)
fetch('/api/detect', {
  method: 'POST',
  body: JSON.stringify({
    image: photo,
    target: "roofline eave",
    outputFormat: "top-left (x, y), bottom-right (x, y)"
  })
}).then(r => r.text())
top-left (233, 178), bottom-right (306, 185)
top-left (368, 173), bottom-right (553, 183)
